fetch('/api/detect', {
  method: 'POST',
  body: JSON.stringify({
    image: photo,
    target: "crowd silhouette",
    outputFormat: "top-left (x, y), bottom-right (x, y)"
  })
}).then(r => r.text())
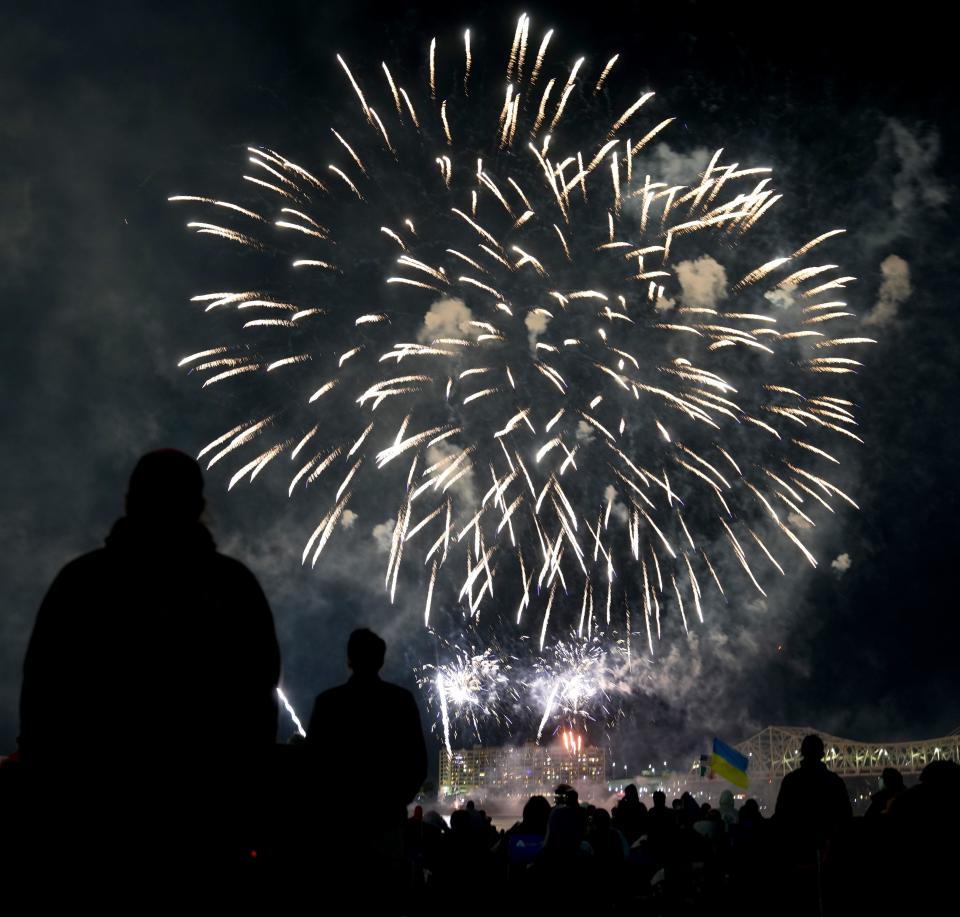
top-left (2, 450), bottom-right (957, 913)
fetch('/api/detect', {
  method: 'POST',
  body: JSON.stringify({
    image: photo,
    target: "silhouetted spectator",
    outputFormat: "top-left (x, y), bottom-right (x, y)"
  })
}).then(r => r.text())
top-left (405, 804), bottom-right (445, 897)
top-left (775, 734), bottom-right (852, 856)
top-left (730, 797), bottom-right (768, 866)
top-left (518, 794), bottom-right (552, 836)
top-left (679, 791), bottom-right (702, 826)
top-left (886, 759), bottom-right (960, 905)
top-left (645, 789), bottom-right (678, 863)
top-left (307, 628), bottom-right (426, 820)
top-left (865, 767), bottom-right (905, 818)
top-left (525, 804), bottom-right (596, 909)
top-left (613, 783), bottom-right (646, 844)
top-left (774, 734), bottom-right (852, 914)
top-left (501, 794), bottom-right (551, 868)
top-left (587, 807), bottom-right (627, 875)
top-left (18, 449), bottom-right (280, 877)
top-left (305, 628), bottom-right (427, 910)
top-left (739, 798), bottom-right (763, 824)
top-left (718, 789), bottom-right (738, 828)
top-left (693, 806), bottom-right (724, 843)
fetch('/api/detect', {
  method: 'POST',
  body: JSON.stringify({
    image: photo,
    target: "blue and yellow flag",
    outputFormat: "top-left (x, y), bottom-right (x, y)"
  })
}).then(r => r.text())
top-left (710, 738), bottom-right (749, 789)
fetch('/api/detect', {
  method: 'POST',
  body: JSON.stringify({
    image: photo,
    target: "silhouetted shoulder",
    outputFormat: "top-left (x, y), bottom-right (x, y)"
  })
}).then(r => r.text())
top-left (209, 552), bottom-right (272, 601)
top-left (211, 551), bottom-right (263, 581)
top-left (27, 548), bottom-right (112, 627)
top-left (51, 547), bottom-right (112, 580)
top-left (381, 681), bottom-right (419, 703)
top-left (312, 683), bottom-right (350, 705)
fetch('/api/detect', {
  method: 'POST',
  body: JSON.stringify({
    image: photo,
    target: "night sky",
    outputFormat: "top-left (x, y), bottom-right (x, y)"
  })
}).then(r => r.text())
top-left (2, 1), bottom-right (956, 768)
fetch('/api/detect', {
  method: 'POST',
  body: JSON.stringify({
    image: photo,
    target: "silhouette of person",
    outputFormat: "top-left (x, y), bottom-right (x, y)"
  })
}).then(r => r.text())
top-left (305, 628), bottom-right (427, 910)
top-left (307, 628), bottom-right (427, 821)
top-left (775, 734), bottom-right (852, 856)
top-left (774, 733), bottom-right (852, 915)
top-left (613, 783), bottom-right (646, 844)
top-left (18, 449), bottom-right (281, 878)
top-left (865, 766), bottom-right (905, 818)
top-left (886, 759), bottom-right (960, 906)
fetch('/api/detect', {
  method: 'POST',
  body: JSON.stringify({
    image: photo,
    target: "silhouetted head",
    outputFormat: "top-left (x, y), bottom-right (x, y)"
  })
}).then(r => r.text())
top-left (126, 450), bottom-right (204, 525)
top-left (465, 800), bottom-right (476, 811)
top-left (347, 628), bottom-right (386, 676)
top-left (423, 810), bottom-right (448, 832)
top-left (882, 767), bottom-right (905, 791)
top-left (652, 790), bottom-right (666, 809)
top-left (590, 807), bottom-right (611, 831)
top-left (554, 783), bottom-right (572, 806)
top-left (543, 804), bottom-right (583, 853)
top-left (522, 795), bottom-right (551, 834)
top-left (740, 799), bottom-right (761, 820)
top-left (623, 783), bottom-right (639, 804)
top-left (800, 734), bottom-right (825, 762)
top-left (919, 759), bottom-right (960, 790)
top-left (566, 789), bottom-right (579, 808)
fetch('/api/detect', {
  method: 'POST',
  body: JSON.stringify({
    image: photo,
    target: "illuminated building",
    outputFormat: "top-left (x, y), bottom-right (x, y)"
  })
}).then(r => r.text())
top-left (439, 731), bottom-right (605, 798)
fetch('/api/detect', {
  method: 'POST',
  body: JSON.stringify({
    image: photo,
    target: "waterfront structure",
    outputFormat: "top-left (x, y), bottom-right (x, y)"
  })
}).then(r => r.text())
top-left (724, 725), bottom-right (960, 808)
top-left (439, 734), bottom-right (605, 799)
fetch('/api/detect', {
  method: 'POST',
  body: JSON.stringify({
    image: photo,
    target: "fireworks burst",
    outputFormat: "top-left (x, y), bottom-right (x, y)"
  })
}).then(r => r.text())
top-left (529, 633), bottom-right (619, 741)
top-left (416, 643), bottom-right (516, 756)
top-left (173, 17), bottom-right (870, 740)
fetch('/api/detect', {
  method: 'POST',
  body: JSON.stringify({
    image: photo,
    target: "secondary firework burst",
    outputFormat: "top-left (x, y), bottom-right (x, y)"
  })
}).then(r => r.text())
top-left (173, 16), bottom-right (871, 718)
top-left (417, 643), bottom-right (517, 756)
top-left (529, 633), bottom-right (620, 741)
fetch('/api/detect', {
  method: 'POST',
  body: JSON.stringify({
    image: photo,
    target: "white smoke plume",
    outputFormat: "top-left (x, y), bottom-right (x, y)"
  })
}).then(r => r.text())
top-left (603, 484), bottom-right (629, 525)
top-left (764, 286), bottom-right (798, 311)
top-left (674, 255), bottom-right (727, 308)
top-left (372, 518), bottom-right (396, 553)
top-left (426, 439), bottom-right (478, 513)
top-left (575, 420), bottom-right (595, 444)
top-left (831, 553), bottom-right (852, 576)
top-left (887, 120), bottom-right (949, 218)
top-left (418, 296), bottom-right (474, 343)
top-left (863, 254), bottom-right (911, 326)
top-left (524, 310), bottom-right (551, 350)
top-left (644, 142), bottom-right (713, 189)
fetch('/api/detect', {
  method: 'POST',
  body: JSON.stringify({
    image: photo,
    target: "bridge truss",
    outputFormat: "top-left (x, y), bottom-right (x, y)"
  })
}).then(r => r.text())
top-left (736, 725), bottom-right (960, 780)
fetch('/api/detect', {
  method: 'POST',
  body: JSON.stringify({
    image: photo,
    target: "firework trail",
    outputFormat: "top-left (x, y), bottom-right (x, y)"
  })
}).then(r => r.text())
top-left (277, 686), bottom-right (307, 738)
top-left (173, 17), bottom-right (870, 739)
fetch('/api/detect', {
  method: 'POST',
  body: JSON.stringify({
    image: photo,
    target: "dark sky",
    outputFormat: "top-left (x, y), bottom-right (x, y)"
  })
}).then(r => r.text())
top-left (1, 1), bottom-right (956, 766)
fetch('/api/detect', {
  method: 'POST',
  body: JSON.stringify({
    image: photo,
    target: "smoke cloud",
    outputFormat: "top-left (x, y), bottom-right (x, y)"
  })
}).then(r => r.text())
top-left (674, 255), bottom-right (728, 308)
top-left (372, 518), bottom-right (396, 553)
top-left (575, 420), bottom-right (596, 444)
top-left (524, 310), bottom-right (551, 350)
top-left (644, 143), bottom-right (712, 189)
top-left (831, 553), bottom-right (852, 575)
top-left (863, 255), bottom-right (911, 326)
top-left (418, 297), bottom-right (473, 343)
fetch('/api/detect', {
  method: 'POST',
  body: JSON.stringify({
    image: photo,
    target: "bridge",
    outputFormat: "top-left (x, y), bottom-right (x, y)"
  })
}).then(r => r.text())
top-left (736, 725), bottom-right (960, 779)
